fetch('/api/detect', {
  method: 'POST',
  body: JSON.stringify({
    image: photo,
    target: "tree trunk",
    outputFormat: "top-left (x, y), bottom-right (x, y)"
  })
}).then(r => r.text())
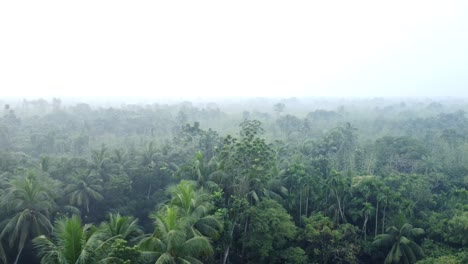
top-left (222, 246), bottom-right (230, 264)
top-left (363, 214), bottom-right (368, 241)
top-left (146, 183), bottom-right (152, 200)
top-left (241, 218), bottom-right (249, 259)
top-left (305, 186), bottom-right (309, 217)
top-left (299, 187), bottom-right (302, 221)
top-left (334, 190), bottom-right (344, 223)
top-left (381, 203), bottom-right (386, 234)
top-left (375, 199), bottom-right (379, 238)
top-left (222, 221), bottom-right (236, 264)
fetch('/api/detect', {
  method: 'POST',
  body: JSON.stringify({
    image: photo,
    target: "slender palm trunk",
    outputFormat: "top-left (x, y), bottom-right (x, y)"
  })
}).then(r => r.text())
top-left (375, 200), bottom-right (379, 237)
top-left (343, 198), bottom-right (346, 220)
top-left (223, 246), bottom-right (230, 264)
top-left (222, 221), bottom-right (236, 264)
top-left (147, 183), bottom-right (152, 200)
top-left (241, 218), bottom-right (249, 259)
top-left (334, 190), bottom-right (344, 223)
top-left (363, 214), bottom-right (368, 241)
top-left (299, 188), bottom-right (302, 220)
top-left (382, 203), bottom-right (386, 234)
top-left (305, 186), bottom-right (309, 217)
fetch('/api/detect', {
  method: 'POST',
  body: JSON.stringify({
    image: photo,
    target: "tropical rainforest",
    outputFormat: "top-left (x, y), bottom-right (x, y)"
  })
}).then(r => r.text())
top-left (0, 97), bottom-right (467, 264)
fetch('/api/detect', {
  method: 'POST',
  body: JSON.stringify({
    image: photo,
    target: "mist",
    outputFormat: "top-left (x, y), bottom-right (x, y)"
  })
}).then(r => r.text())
top-left (2, 1), bottom-right (468, 264)
top-left (1, 1), bottom-right (467, 98)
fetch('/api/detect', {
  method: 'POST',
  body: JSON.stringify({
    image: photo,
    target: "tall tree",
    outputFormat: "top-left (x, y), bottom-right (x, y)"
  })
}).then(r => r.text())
top-left (0, 173), bottom-right (55, 264)
top-left (90, 144), bottom-right (115, 182)
top-left (242, 199), bottom-right (297, 263)
top-left (66, 169), bottom-right (103, 214)
top-left (373, 223), bottom-right (425, 264)
top-left (326, 170), bottom-right (348, 224)
top-left (139, 206), bottom-right (214, 264)
top-left (168, 180), bottom-right (222, 239)
top-left (100, 213), bottom-right (143, 242)
top-left (33, 215), bottom-right (116, 264)
top-left (217, 120), bottom-right (275, 202)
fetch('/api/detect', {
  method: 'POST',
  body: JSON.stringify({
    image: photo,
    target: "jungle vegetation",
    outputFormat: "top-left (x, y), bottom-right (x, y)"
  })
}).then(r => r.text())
top-left (0, 97), bottom-right (467, 264)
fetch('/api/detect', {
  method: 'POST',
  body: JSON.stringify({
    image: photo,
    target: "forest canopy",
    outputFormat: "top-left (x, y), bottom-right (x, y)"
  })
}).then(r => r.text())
top-left (0, 97), bottom-right (467, 264)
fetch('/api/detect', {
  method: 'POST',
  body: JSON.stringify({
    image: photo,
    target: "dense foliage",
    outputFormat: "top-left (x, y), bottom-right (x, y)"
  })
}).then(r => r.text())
top-left (0, 97), bottom-right (467, 263)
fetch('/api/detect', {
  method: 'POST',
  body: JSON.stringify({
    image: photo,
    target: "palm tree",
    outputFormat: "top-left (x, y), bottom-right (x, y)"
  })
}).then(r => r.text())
top-left (191, 151), bottom-right (220, 191)
top-left (168, 180), bottom-right (223, 239)
top-left (100, 213), bottom-right (143, 241)
top-left (90, 144), bottom-right (114, 182)
top-left (138, 142), bottom-right (158, 167)
top-left (326, 170), bottom-right (348, 224)
top-left (0, 175), bottom-right (54, 264)
top-left (139, 206), bottom-right (214, 264)
top-left (66, 169), bottom-right (103, 214)
top-left (372, 223), bottom-right (424, 264)
top-left (111, 148), bottom-right (132, 173)
top-left (361, 202), bottom-right (375, 240)
top-left (33, 215), bottom-right (117, 264)
top-left (351, 175), bottom-right (382, 238)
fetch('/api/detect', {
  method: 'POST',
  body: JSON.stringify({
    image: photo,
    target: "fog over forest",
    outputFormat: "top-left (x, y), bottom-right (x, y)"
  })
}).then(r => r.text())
top-left (0, 96), bottom-right (467, 264)
top-left (1, 1), bottom-right (468, 263)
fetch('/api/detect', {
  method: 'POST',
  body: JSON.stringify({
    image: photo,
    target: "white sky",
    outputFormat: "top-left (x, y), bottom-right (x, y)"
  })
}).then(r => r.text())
top-left (0, 1), bottom-right (467, 98)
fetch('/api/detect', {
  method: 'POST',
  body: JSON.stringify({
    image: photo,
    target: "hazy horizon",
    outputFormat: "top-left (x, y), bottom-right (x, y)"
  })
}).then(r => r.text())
top-left (1, 1), bottom-right (467, 98)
